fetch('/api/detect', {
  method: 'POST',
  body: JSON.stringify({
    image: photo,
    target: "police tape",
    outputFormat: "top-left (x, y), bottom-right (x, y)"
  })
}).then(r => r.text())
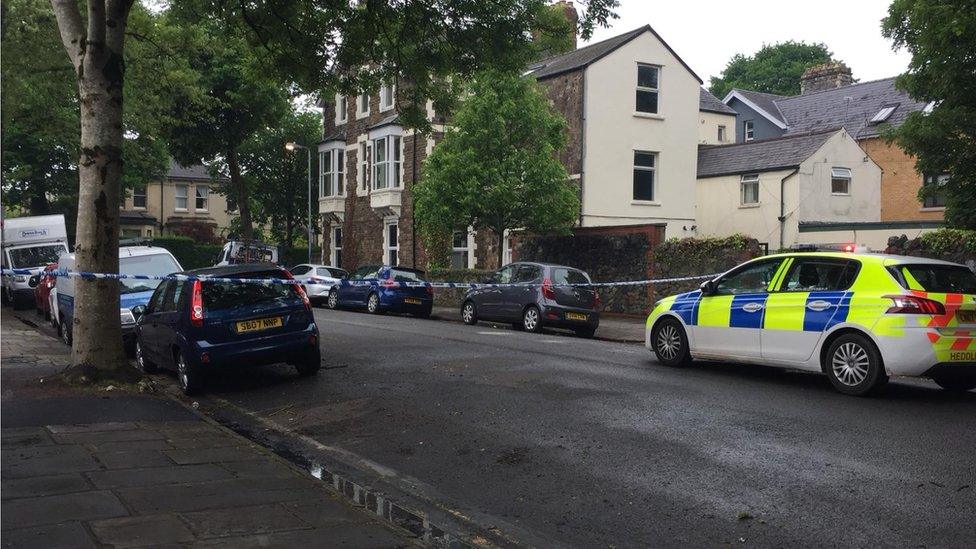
top-left (1, 268), bottom-right (718, 289)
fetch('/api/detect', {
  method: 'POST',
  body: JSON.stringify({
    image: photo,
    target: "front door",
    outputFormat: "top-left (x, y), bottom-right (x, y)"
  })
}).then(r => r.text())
top-left (694, 258), bottom-right (783, 359)
top-left (479, 265), bottom-right (516, 319)
top-left (762, 257), bottom-right (859, 365)
top-left (502, 264), bottom-right (541, 320)
top-left (139, 281), bottom-right (171, 362)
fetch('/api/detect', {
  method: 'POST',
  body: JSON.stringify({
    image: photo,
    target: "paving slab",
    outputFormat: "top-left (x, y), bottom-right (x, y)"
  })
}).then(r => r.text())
top-left (163, 445), bottom-right (267, 465)
top-left (116, 477), bottom-right (321, 514)
top-left (86, 464), bottom-right (233, 489)
top-left (180, 503), bottom-right (311, 538)
top-left (89, 514), bottom-right (195, 547)
top-left (1, 522), bottom-right (97, 549)
top-left (1, 445), bottom-right (102, 480)
top-left (1, 473), bottom-right (92, 500)
top-left (51, 428), bottom-right (166, 445)
top-left (164, 433), bottom-right (247, 449)
top-left (47, 422), bottom-right (139, 434)
top-left (280, 497), bottom-right (375, 526)
top-left (187, 522), bottom-right (412, 548)
top-left (92, 447), bottom-right (176, 469)
top-left (0, 427), bottom-right (55, 447)
top-left (1, 490), bottom-right (127, 529)
top-left (215, 458), bottom-right (303, 479)
top-left (89, 439), bottom-right (174, 453)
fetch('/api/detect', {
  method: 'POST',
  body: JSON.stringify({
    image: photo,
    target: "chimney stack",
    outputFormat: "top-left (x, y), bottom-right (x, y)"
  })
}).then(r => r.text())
top-left (555, 0), bottom-right (578, 49)
top-left (800, 62), bottom-right (854, 94)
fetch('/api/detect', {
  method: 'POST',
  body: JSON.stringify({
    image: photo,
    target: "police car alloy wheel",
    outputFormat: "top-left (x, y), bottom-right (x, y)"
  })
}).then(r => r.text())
top-left (824, 334), bottom-right (887, 396)
top-left (367, 293), bottom-right (380, 314)
top-left (462, 301), bottom-right (478, 325)
top-left (652, 317), bottom-right (691, 367)
top-left (327, 290), bottom-right (339, 309)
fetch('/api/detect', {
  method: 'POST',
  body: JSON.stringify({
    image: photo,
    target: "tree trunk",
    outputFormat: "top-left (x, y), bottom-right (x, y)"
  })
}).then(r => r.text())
top-left (226, 147), bottom-right (253, 240)
top-left (51, 0), bottom-right (135, 379)
top-left (495, 229), bottom-right (505, 269)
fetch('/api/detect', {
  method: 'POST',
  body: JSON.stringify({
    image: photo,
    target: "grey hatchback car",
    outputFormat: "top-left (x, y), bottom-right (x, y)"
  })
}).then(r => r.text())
top-left (461, 262), bottom-right (600, 337)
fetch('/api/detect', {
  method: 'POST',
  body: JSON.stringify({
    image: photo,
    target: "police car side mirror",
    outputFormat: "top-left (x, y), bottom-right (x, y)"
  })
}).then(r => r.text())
top-left (28, 275), bottom-right (40, 288)
top-left (700, 280), bottom-right (716, 295)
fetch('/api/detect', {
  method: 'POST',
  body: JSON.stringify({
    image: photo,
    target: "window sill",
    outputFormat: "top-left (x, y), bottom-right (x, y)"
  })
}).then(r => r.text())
top-left (919, 206), bottom-right (946, 212)
top-left (831, 193), bottom-right (851, 197)
top-left (356, 112), bottom-right (369, 120)
top-left (174, 208), bottom-right (188, 213)
top-left (738, 203), bottom-right (761, 209)
top-left (336, 120), bottom-right (347, 126)
top-left (132, 206), bottom-right (147, 211)
top-left (631, 200), bottom-right (660, 206)
top-left (633, 112), bottom-right (664, 120)
top-left (380, 105), bottom-right (394, 113)
top-left (195, 209), bottom-right (209, 213)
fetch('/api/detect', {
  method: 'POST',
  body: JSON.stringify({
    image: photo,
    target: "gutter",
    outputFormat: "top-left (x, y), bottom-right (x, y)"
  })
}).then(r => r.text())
top-left (778, 168), bottom-right (799, 250)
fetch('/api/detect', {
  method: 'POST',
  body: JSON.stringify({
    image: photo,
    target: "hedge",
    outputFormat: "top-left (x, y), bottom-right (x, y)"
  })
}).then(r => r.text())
top-left (148, 236), bottom-right (321, 271)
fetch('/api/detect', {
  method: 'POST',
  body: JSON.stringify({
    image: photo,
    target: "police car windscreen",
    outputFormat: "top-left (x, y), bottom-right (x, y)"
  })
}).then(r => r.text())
top-left (895, 265), bottom-right (976, 294)
top-left (8, 245), bottom-right (64, 268)
top-left (120, 254), bottom-right (181, 294)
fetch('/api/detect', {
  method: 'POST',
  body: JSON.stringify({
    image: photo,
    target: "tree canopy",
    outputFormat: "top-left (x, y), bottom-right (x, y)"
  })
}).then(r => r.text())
top-left (708, 41), bottom-right (837, 98)
top-left (882, 0), bottom-right (976, 229)
top-left (413, 71), bottom-right (580, 267)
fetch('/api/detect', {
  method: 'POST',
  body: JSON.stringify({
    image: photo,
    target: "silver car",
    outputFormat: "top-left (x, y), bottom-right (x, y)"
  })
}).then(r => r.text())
top-left (289, 264), bottom-right (348, 306)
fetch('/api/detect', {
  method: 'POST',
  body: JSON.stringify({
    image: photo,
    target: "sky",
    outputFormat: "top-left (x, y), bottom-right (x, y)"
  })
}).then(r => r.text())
top-left (583, 0), bottom-right (911, 86)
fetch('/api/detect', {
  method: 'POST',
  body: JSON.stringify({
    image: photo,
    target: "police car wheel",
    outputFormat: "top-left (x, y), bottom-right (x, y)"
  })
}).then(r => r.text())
top-left (327, 290), bottom-right (339, 310)
top-left (931, 373), bottom-right (976, 393)
top-left (824, 334), bottom-right (887, 396)
top-left (461, 301), bottom-right (478, 325)
top-left (652, 318), bottom-right (691, 367)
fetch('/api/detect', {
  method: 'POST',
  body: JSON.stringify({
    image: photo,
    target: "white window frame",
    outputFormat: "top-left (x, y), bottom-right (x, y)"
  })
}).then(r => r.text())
top-left (831, 167), bottom-right (852, 196)
top-left (635, 63), bottom-right (660, 115)
top-left (356, 93), bottom-right (370, 118)
top-left (740, 174), bottom-right (760, 205)
top-left (359, 141), bottom-right (369, 192)
top-left (132, 186), bottom-right (147, 209)
top-left (871, 105), bottom-right (896, 123)
top-left (384, 222), bottom-right (399, 266)
top-left (331, 226), bottom-right (342, 267)
top-left (319, 146), bottom-right (345, 197)
top-left (194, 185), bottom-right (209, 212)
top-left (744, 120), bottom-right (755, 141)
top-left (371, 134), bottom-right (402, 190)
top-left (717, 125), bottom-right (727, 143)
top-left (174, 184), bottom-right (188, 211)
top-left (451, 229), bottom-right (475, 270)
top-left (922, 173), bottom-right (949, 209)
top-left (380, 83), bottom-right (395, 112)
top-left (632, 150), bottom-right (657, 202)
top-left (335, 94), bottom-right (348, 125)
top-left (318, 150), bottom-right (328, 198)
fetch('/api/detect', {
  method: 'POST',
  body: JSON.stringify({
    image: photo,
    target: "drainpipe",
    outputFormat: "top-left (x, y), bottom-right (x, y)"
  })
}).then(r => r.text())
top-left (411, 132), bottom-right (417, 268)
top-left (778, 168), bottom-right (799, 250)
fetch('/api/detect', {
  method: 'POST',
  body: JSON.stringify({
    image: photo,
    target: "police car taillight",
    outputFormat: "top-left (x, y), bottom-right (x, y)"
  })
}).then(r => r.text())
top-left (190, 280), bottom-right (204, 327)
top-left (884, 295), bottom-right (946, 315)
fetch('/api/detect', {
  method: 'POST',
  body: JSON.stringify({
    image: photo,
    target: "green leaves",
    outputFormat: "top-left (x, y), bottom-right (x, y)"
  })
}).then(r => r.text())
top-left (882, 0), bottom-right (976, 229)
top-left (708, 41), bottom-right (836, 99)
top-left (414, 71), bottom-right (580, 265)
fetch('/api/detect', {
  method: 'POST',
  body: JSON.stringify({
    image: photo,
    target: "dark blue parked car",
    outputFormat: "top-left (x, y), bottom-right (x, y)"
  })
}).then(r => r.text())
top-left (325, 265), bottom-right (433, 318)
top-left (134, 264), bottom-right (320, 395)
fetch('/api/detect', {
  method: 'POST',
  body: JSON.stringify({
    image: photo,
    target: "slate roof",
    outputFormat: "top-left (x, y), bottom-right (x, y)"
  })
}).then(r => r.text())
top-left (699, 88), bottom-right (736, 114)
top-left (167, 161), bottom-right (223, 182)
top-left (727, 89), bottom-right (787, 124)
top-left (776, 77), bottom-right (927, 139)
top-left (697, 128), bottom-right (840, 178)
top-left (526, 25), bottom-right (702, 83)
top-left (119, 210), bottom-right (157, 224)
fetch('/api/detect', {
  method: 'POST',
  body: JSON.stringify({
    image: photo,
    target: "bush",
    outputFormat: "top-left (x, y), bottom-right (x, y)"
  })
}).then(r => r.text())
top-left (886, 229), bottom-right (976, 268)
top-left (150, 236), bottom-right (222, 270)
top-left (427, 268), bottom-right (494, 308)
top-left (653, 234), bottom-right (762, 297)
top-left (281, 247), bottom-right (322, 268)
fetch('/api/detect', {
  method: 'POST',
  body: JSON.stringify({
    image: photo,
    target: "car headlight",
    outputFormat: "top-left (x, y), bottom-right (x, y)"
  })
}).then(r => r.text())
top-left (120, 308), bottom-right (136, 325)
top-left (13, 275), bottom-right (27, 283)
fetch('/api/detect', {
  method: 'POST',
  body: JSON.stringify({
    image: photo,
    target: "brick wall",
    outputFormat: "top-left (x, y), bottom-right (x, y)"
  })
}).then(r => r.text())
top-left (859, 137), bottom-right (945, 223)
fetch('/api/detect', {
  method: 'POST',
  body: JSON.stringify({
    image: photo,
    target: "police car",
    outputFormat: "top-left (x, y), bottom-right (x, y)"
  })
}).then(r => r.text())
top-left (646, 251), bottom-right (976, 396)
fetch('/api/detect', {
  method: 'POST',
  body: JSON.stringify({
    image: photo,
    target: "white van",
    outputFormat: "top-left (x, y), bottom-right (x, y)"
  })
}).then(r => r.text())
top-left (214, 240), bottom-right (279, 266)
top-left (56, 245), bottom-right (182, 354)
top-left (1, 215), bottom-right (69, 309)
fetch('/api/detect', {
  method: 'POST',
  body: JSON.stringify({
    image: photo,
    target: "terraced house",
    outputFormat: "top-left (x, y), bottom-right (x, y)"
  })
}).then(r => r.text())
top-left (318, 23), bottom-right (731, 271)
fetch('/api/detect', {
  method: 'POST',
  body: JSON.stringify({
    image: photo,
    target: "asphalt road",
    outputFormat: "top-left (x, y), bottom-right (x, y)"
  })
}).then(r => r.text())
top-left (14, 306), bottom-right (975, 546)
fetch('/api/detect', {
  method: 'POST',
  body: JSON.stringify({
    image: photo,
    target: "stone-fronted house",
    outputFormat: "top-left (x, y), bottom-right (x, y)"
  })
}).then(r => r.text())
top-left (721, 63), bottom-right (943, 231)
top-left (120, 161), bottom-right (234, 241)
top-left (319, 24), bottom-right (726, 271)
top-left (695, 128), bottom-right (882, 249)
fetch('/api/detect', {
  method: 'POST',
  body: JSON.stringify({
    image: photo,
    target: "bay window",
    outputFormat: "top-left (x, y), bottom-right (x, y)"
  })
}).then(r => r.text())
top-left (372, 135), bottom-right (402, 190)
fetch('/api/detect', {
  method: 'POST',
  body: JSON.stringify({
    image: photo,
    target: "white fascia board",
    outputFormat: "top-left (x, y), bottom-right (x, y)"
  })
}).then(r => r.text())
top-left (723, 91), bottom-right (788, 130)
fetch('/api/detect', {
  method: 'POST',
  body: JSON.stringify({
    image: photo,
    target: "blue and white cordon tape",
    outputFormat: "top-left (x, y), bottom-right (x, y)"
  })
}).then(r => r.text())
top-left (1, 268), bottom-right (717, 289)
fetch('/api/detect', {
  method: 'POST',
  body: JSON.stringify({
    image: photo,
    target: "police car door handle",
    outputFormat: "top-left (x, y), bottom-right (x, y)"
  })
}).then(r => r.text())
top-left (742, 302), bottom-right (764, 313)
top-left (807, 300), bottom-right (832, 312)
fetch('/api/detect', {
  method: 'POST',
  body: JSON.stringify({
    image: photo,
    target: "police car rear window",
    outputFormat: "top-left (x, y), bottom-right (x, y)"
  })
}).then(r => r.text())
top-left (889, 264), bottom-right (976, 294)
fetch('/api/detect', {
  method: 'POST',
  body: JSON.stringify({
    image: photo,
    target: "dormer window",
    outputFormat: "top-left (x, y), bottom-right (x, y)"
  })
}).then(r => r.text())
top-left (870, 105), bottom-right (897, 123)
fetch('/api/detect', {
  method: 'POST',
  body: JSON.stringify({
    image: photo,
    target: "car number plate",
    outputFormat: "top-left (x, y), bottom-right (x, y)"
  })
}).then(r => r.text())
top-left (566, 312), bottom-right (588, 321)
top-left (236, 317), bottom-right (283, 333)
top-left (957, 310), bottom-right (975, 323)
top-left (404, 298), bottom-right (422, 305)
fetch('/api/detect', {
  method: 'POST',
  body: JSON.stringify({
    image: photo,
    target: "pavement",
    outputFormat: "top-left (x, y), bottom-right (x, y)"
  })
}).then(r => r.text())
top-left (431, 306), bottom-right (645, 342)
top-left (1, 312), bottom-right (417, 548)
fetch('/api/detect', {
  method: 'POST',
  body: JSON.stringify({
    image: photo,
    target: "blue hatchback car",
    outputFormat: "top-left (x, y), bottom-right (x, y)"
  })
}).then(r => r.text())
top-left (326, 265), bottom-right (433, 317)
top-left (134, 264), bottom-right (321, 395)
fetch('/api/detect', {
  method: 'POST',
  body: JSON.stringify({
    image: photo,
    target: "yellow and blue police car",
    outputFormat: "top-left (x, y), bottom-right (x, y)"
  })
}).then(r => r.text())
top-left (646, 251), bottom-right (976, 396)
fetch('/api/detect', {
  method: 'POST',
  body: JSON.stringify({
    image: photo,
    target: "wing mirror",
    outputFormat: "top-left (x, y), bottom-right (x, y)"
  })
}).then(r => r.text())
top-left (699, 280), bottom-right (716, 295)
top-left (28, 275), bottom-right (40, 288)
top-left (131, 304), bottom-right (146, 320)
